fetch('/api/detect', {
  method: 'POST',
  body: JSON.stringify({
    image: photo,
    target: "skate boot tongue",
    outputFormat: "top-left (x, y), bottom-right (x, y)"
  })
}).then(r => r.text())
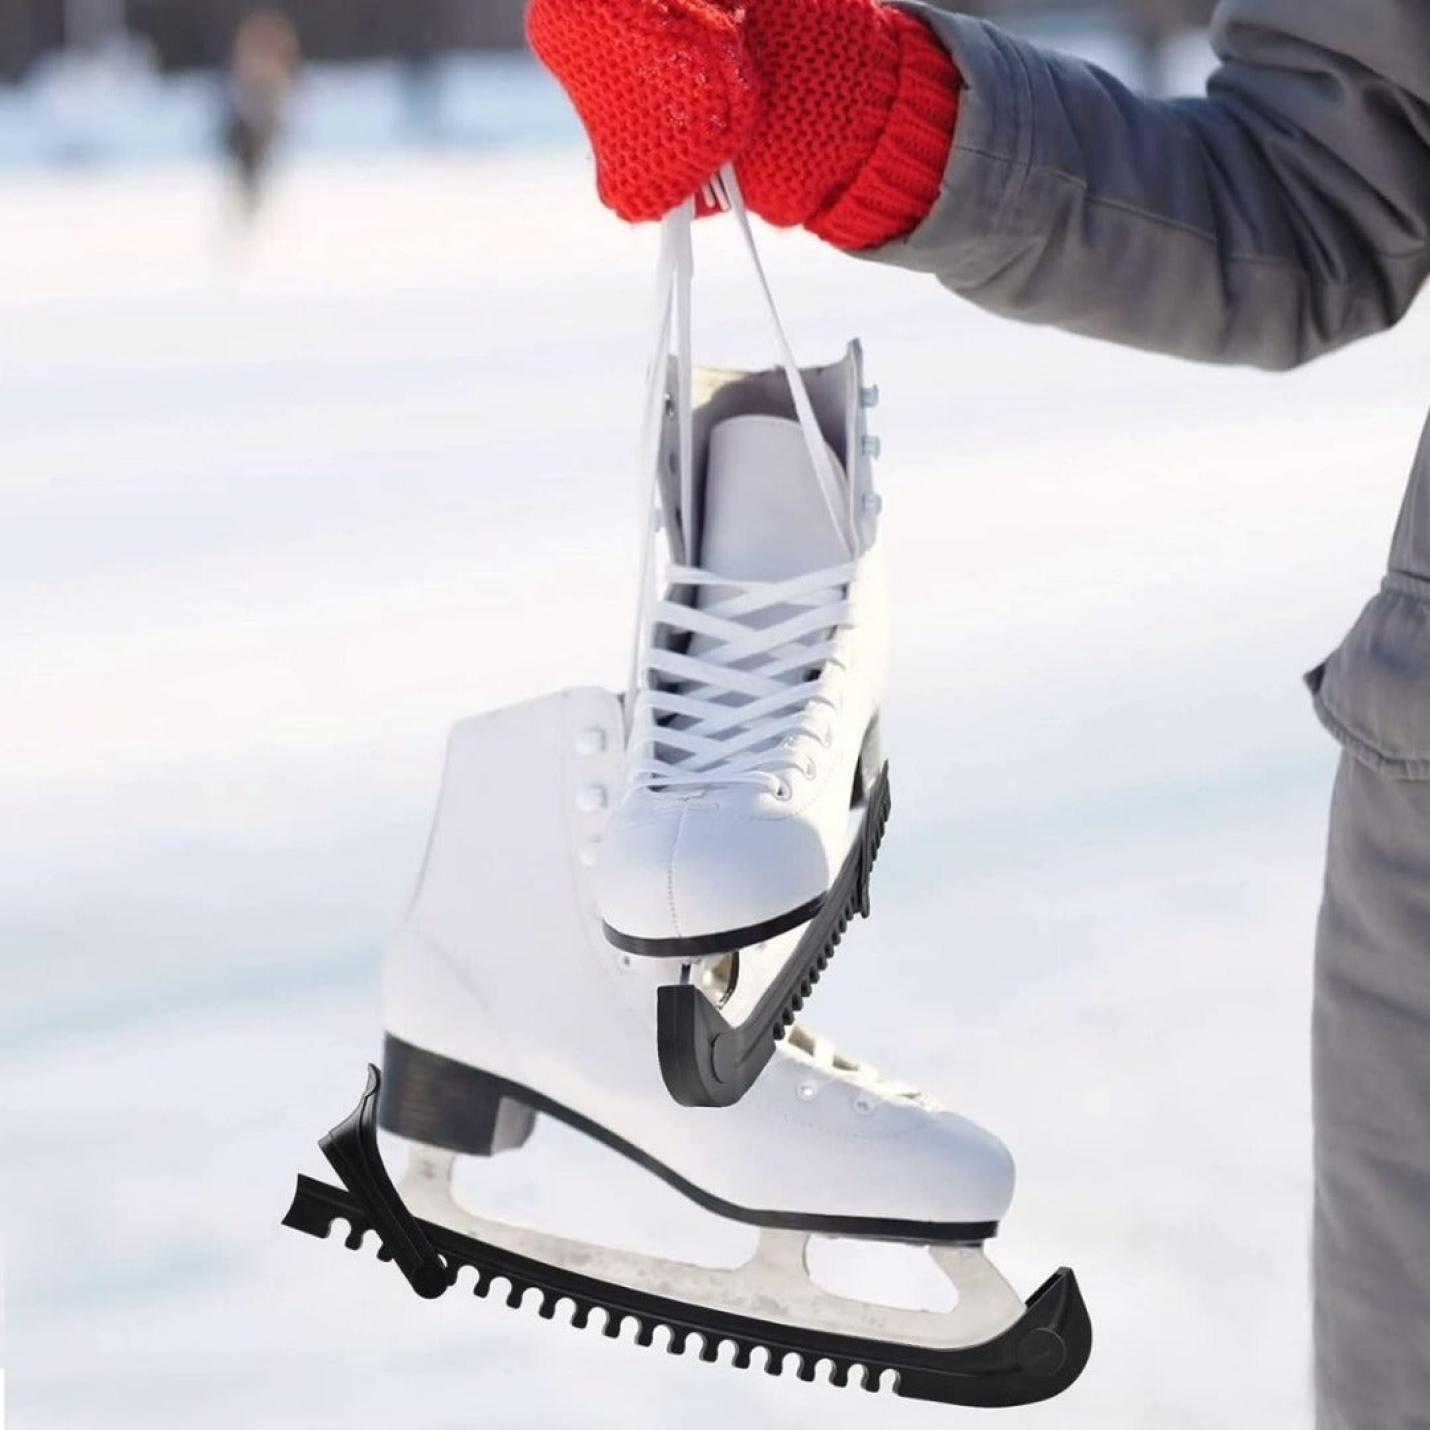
top-left (697, 415), bottom-right (848, 581)
top-left (676, 415), bottom-right (850, 759)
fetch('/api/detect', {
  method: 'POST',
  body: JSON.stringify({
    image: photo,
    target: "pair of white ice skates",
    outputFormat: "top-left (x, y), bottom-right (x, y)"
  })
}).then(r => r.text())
top-left (285, 174), bottom-right (1090, 1408)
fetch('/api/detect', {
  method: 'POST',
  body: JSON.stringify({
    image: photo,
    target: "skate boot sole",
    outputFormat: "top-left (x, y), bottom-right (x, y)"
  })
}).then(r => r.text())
top-left (285, 1066), bottom-right (1094, 1409)
top-left (603, 897), bottom-right (826, 960)
top-left (658, 762), bottom-right (891, 1107)
top-left (377, 1026), bottom-right (995, 1245)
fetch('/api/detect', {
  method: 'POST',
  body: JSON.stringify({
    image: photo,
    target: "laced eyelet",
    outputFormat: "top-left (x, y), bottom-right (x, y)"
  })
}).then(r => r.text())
top-left (802, 758), bottom-right (818, 781)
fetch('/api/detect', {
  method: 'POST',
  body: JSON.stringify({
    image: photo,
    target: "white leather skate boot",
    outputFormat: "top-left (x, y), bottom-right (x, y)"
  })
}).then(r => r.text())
top-left (383, 688), bottom-right (1006, 1234)
top-left (597, 178), bottom-right (890, 968)
top-left (289, 687), bottom-right (1091, 1406)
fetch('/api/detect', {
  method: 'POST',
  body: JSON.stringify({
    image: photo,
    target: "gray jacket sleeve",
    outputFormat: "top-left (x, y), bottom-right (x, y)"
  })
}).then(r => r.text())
top-left (873, 1), bottom-right (1430, 369)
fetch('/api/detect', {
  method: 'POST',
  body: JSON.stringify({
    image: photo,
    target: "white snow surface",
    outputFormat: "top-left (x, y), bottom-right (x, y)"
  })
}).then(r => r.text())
top-left (4, 140), bottom-right (1426, 1429)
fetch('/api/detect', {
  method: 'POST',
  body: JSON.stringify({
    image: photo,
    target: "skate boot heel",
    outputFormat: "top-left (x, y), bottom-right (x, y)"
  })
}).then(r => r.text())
top-left (379, 1035), bottom-right (536, 1157)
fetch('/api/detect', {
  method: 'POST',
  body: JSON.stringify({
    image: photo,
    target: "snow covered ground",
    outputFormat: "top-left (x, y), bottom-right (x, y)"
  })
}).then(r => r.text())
top-left (3, 84), bottom-right (1426, 1430)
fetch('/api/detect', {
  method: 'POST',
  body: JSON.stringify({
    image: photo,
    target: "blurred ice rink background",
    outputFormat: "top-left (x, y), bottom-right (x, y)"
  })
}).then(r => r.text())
top-left (4, 6), bottom-right (1426, 1428)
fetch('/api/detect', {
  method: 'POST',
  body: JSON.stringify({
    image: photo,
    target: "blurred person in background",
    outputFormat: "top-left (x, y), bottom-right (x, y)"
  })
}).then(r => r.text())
top-left (402, 0), bottom-right (449, 142)
top-left (528, 0), bottom-right (1430, 1425)
top-left (222, 7), bottom-right (301, 219)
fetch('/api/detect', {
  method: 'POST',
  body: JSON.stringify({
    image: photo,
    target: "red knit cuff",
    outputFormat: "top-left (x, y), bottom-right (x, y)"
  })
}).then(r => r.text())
top-left (809, 9), bottom-right (959, 252)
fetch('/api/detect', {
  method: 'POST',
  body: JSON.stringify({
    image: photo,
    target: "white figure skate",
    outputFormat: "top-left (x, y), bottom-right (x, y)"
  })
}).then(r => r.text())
top-left (283, 688), bottom-right (1092, 1408)
top-left (596, 173), bottom-right (892, 1101)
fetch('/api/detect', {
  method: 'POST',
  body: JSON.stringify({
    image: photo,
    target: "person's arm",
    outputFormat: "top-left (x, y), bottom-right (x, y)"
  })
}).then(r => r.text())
top-left (875, 2), bottom-right (1430, 369)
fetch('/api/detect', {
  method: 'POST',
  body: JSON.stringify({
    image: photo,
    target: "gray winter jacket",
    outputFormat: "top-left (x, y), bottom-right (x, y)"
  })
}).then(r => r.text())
top-left (873, 9), bottom-right (1430, 1419)
top-left (880, 1), bottom-right (1430, 371)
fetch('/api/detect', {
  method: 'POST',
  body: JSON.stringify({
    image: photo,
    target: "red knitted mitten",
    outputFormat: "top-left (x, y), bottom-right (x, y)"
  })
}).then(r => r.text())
top-left (528, 0), bottom-right (959, 250)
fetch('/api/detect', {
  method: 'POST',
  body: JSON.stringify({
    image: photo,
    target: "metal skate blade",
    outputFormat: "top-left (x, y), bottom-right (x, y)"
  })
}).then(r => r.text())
top-left (705, 934), bottom-right (800, 1028)
top-left (399, 1145), bottom-right (1025, 1351)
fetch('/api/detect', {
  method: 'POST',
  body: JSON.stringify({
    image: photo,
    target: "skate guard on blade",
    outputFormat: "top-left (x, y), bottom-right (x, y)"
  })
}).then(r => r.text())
top-left (284, 1065), bottom-right (1092, 1409)
top-left (655, 728), bottom-right (889, 1107)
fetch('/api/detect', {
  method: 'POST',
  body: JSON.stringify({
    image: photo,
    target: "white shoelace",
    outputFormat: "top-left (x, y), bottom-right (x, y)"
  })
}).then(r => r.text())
top-left (624, 168), bottom-right (858, 799)
top-left (628, 561), bottom-right (857, 798)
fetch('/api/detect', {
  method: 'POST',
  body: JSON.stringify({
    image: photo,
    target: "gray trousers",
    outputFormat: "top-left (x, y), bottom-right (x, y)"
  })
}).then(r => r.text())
top-left (1310, 423), bottom-right (1430, 1428)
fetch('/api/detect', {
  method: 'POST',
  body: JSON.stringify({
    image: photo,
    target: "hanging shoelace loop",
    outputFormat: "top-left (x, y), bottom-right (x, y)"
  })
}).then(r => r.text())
top-left (624, 169), bottom-right (859, 797)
